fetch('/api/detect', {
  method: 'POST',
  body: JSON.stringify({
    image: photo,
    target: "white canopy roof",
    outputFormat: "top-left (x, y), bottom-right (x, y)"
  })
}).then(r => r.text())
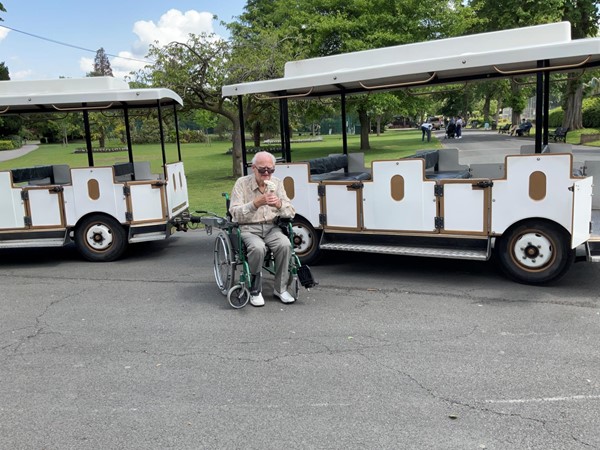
top-left (0, 77), bottom-right (183, 114)
top-left (222, 22), bottom-right (600, 98)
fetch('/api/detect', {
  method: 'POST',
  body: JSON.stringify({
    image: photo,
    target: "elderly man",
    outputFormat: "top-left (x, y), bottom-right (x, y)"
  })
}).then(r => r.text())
top-left (229, 151), bottom-right (296, 307)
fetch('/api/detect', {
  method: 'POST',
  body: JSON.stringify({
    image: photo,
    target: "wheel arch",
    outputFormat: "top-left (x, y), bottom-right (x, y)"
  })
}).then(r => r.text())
top-left (495, 216), bottom-right (571, 246)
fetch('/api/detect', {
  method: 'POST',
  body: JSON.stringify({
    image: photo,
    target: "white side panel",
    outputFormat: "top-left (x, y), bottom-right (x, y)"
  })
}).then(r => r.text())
top-left (0, 171), bottom-right (25, 229)
top-left (362, 160), bottom-right (436, 232)
top-left (165, 162), bottom-right (189, 218)
top-left (27, 189), bottom-right (62, 226)
top-left (324, 184), bottom-right (358, 229)
top-left (442, 183), bottom-right (485, 233)
top-left (69, 168), bottom-right (127, 223)
top-left (491, 154), bottom-right (574, 235)
top-left (572, 177), bottom-right (593, 248)
top-left (130, 184), bottom-right (164, 221)
top-left (62, 187), bottom-right (76, 226)
top-left (275, 164), bottom-right (320, 227)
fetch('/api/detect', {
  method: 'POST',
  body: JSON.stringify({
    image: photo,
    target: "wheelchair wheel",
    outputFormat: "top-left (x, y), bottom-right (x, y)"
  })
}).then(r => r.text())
top-left (213, 231), bottom-right (235, 295)
top-left (227, 284), bottom-right (250, 309)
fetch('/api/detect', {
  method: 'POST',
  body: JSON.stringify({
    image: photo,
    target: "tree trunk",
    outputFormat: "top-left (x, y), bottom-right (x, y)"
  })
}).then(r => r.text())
top-left (252, 122), bottom-right (261, 147)
top-left (359, 108), bottom-right (370, 150)
top-left (231, 115), bottom-right (243, 178)
top-left (99, 133), bottom-right (105, 148)
top-left (483, 94), bottom-right (491, 125)
top-left (376, 116), bottom-right (382, 136)
top-left (563, 76), bottom-right (583, 130)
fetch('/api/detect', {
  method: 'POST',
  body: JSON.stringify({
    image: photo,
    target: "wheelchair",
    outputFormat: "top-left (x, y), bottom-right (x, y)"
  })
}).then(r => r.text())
top-left (198, 201), bottom-right (317, 309)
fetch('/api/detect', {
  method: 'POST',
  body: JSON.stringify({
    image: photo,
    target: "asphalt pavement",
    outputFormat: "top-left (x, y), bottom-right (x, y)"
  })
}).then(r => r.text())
top-left (1, 231), bottom-right (600, 449)
top-left (436, 128), bottom-right (600, 165)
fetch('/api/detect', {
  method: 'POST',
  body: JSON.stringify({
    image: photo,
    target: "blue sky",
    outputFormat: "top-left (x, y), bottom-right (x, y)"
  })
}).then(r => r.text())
top-left (0, 0), bottom-right (247, 80)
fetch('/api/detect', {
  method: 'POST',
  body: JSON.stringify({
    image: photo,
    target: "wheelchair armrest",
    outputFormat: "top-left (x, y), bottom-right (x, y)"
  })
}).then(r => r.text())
top-left (199, 216), bottom-right (236, 230)
top-left (274, 216), bottom-right (293, 237)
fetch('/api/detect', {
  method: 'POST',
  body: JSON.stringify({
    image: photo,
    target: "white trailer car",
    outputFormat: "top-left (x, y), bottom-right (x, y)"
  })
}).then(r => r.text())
top-left (0, 77), bottom-right (192, 261)
top-left (222, 22), bottom-right (600, 284)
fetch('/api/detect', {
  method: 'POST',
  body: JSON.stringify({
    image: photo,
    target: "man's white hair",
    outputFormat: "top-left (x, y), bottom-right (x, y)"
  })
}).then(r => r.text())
top-left (251, 151), bottom-right (276, 165)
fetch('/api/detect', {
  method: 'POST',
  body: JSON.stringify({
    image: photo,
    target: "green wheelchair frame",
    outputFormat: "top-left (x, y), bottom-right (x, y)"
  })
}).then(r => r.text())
top-left (198, 196), bottom-right (317, 309)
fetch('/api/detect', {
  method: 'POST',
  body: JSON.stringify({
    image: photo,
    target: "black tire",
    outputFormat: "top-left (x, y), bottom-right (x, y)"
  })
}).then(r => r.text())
top-left (227, 285), bottom-right (250, 309)
top-left (291, 216), bottom-right (321, 265)
top-left (496, 220), bottom-right (574, 285)
top-left (214, 232), bottom-right (236, 295)
top-left (75, 214), bottom-right (127, 262)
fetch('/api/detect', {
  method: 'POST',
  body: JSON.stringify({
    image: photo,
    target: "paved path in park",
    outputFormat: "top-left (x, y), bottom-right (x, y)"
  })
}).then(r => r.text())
top-left (436, 128), bottom-right (600, 164)
top-left (0, 144), bottom-right (40, 162)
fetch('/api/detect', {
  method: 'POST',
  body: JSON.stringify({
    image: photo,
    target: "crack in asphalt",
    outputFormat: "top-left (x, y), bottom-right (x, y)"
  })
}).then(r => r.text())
top-left (0, 290), bottom-right (86, 356)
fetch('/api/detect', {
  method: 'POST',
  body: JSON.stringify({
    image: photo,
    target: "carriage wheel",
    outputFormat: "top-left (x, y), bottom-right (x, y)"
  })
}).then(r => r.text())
top-left (496, 220), bottom-right (574, 285)
top-left (292, 217), bottom-right (321, 265)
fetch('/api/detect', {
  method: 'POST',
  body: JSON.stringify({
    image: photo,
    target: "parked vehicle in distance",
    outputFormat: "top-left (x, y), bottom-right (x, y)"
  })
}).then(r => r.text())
top-left (427, 116), bottom-right (443, 130)
top-left (0, 77), bottom-right (195, 262)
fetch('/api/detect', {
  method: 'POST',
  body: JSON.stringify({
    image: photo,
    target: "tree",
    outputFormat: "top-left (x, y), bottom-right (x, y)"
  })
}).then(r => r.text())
top-left (230, 0), bottom-right (479, 150)
top-left (561, 0), bottom-right (600, 130)
top-left (141, 34), bottom-right (244, 176)
top-left (88, 47), bottom-right (113, 77)
top-left (0, 61), bottom-right (8, 80)
top-left (466, 0), bottom-right (600, 131)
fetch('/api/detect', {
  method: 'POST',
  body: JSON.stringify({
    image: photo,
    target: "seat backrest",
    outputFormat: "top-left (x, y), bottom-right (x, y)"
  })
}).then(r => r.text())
top-left (545, 143), bottom-right (572, 154)
top-left (133, 161), bottom-right (155, 180)
top-left (520, 144), bottom-right (536, 154)
top-left (52, 164), bottom-right (71, 184)
top-left (438, 148), bottom-right (469, 171)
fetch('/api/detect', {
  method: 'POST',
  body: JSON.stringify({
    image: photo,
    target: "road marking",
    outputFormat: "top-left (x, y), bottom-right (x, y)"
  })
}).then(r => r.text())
top-left (486, 394), bottom-right (600, 404)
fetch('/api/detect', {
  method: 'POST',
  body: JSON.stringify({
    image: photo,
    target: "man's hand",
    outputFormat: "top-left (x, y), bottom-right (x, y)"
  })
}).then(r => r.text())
top-left (253, 192), bottom-right (281, 209)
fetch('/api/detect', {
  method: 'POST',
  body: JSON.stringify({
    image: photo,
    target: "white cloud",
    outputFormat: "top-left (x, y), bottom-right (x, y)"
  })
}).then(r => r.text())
top-left (0, 27), bottom-right (9, 41)
top-left (77, 9), bottom-right (218, 81)
top-left (131, 9), bottom-right (215, 57)
top-left (79, 56), bottom-right (93, 74)
top-left (110, 50), bottom-right (148, 77)
top-left (11, 69), bottom-right (33, 80)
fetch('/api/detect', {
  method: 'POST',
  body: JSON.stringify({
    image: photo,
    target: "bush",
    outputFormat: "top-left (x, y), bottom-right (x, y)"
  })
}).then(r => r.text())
top-left (0, 140), bottom-right (14, 151)
top-left (177, 129), bottom-right (207, 144)
top-left (549, 99), bottom-right (600, 128)
top-left (225, 145), bottom-right (282, 155)
top-left (548, 108), bottom-right (564, 128)
top-left (8, 135), bottom-right (23, 148)
top-left (583, 97), bottom-right (600, 128)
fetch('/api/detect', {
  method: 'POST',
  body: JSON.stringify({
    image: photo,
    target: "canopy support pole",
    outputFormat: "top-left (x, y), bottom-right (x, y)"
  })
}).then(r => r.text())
top-left (82, 108), bottom-right (94, 167)
top-left (341, 93), bottom-right (348, 155)
top-left (237, 95), bottom-right (248, 175)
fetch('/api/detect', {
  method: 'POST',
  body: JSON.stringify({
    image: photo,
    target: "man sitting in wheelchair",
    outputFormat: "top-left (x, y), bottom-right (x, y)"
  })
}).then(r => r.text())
top-left (229, 151), bottom-right (296, 307)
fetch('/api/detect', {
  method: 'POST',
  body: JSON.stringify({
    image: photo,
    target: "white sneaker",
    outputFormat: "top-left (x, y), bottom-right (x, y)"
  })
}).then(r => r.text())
top-left (274, 290), bottom-right (295, 304)
top-left (250, 292), bottom-right (265, 307)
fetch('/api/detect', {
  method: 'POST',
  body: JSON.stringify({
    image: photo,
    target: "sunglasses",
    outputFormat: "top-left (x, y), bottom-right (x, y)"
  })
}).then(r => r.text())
top-left (255, 167), bottom-right (275, 174)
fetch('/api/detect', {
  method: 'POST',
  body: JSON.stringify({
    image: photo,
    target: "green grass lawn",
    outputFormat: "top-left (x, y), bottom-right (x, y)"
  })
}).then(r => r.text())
top-left (0, 129), bottom-right (434, 214)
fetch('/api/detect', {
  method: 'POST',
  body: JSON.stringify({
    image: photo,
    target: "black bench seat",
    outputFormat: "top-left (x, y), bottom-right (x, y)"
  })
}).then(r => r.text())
top-left (308, 153), bottom-right (371, 181)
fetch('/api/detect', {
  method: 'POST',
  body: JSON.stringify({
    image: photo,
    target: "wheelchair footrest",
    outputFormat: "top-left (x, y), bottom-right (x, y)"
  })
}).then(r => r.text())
top-left (298, 265), bottom-right (318, 288)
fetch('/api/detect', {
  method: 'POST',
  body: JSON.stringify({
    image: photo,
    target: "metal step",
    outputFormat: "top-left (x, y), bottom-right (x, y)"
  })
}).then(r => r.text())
top-left (319, 242), bottom-right (489, 260)
top-left (586, 241), bottom-right (600, 262)
top-left (128, 232), bottom-right (168, 243)
top-left (0, 238), bottom-right (66, 249)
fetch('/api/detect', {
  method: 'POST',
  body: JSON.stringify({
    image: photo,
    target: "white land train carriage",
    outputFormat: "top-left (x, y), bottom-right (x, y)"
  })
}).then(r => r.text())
top-left (0, 77), bottom-right (191, 262)
top-left (222, 21), bottom-right (600, 284)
